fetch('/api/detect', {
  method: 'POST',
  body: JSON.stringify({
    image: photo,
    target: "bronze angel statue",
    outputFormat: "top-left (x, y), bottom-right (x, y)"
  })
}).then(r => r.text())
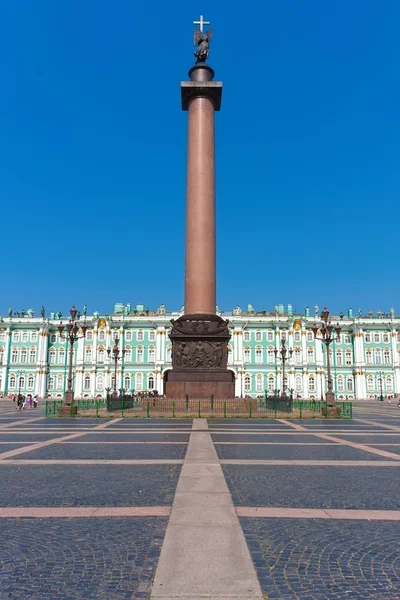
top-left (194, 28), bottom-right (212, 63)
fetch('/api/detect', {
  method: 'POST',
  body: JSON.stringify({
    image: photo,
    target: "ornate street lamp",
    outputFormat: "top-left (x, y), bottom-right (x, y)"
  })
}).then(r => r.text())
top-left (273, 332), bottom-right (293, 399)
top-left (376, 370), bottom-right (384, 402)
top-left (311, 307), bottom-right (341, 406)
top-left (58, 305), bottom-right (88, 408)
top-left (107, 336), bottom-right (126, 400)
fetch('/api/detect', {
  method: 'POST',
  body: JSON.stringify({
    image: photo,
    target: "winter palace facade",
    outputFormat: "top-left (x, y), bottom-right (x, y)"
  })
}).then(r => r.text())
top-left (1, 303), bottom-right (400, 400)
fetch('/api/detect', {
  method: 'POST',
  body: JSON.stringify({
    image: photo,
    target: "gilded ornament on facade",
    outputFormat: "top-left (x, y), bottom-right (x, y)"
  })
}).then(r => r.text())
top-left (98, 318), bottom-right (106, 328)
top-left (294, 320), bottom-right (301, 330)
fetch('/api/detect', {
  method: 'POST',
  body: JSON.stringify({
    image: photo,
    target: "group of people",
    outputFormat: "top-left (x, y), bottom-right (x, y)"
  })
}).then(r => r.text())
top-left (11, 394), bottom-right (38, 410)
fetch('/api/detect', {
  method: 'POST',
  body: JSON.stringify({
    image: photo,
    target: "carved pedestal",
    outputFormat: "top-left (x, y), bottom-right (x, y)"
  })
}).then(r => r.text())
top-left (165, 314), bottom-right (235, 398)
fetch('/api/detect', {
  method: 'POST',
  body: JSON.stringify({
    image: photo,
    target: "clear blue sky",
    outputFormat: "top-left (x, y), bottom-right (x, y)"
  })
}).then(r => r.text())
top-left (1, 1), bottom-right (399, 317)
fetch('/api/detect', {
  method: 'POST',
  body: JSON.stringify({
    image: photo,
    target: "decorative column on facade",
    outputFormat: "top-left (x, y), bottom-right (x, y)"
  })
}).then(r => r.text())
top-left (2, 327), bottom-right (11, 394)
top-left (287, 328), bottom-right (295, 392)
top-left (238, 329), bottom-right (243, 362)
top-left (36, 327), bottom-right (49, 397)
top-left (391, 328), bottom-right (400, 393)
top-left (353, 328), bottom-right (366, 399)
top-left (75, 333), bottom-right (85, 398)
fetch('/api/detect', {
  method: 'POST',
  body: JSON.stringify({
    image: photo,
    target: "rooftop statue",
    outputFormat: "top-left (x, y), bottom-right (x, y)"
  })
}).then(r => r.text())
top-left (193, 15), bottom-right (212, 63)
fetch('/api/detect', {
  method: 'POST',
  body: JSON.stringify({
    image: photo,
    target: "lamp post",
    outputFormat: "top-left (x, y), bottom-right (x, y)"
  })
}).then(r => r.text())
top-left (311, 307), bottom-right (341, 406)
top-left (107, 336), bottom-right (126, 400)
top-left (377, 370), bottom-right (384, 402)
top-left (273, 332), bottom-right (293, 399)
top-left (57, 305), bottom-right (88, 407)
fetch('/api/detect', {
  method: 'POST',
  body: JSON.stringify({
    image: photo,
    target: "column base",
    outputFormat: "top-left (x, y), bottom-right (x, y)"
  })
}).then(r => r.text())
top-left (165, 369), bottom-right (235, 398)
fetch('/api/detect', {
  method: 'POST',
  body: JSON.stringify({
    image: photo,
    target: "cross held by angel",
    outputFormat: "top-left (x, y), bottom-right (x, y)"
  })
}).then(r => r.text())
top-left (193, 15), bottom-right (212, 64)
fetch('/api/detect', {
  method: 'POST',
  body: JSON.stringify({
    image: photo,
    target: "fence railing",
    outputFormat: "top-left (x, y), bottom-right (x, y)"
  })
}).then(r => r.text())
top-left (45, 397), bottom-right (352, 419)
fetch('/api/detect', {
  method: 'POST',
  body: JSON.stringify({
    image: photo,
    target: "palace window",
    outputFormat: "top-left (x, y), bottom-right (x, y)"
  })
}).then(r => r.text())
top-left (59, 350), bottom-right (65, 365)
top-left (347, 377), bottom-right (353, 392)
top-left (268, 375), bottom-right (275, 391)
top-left (21, 332), bottom-right (28, 343)
top-left (112, 331), bottom-right (119, 340)
top-left (124, 348), bottom-right (132, 363)
top-left (307, 348), bottom-right (314, 363)
top-left (294, 331), bottom-right (300, 342)
top-left (136, 373), bottom-right (143, 391)
top-left (244, 375), bottom-right (251, 393)
top-left (383, 333), bottom-right (389, 343)
top-left (345, 350), bottom-right (352, 366)
top-left (96, 375), bottom-right (104, 392)
top-left (255, 348), bottom-right (262, 364)
top-left (148, 374), bottom-right (155, 390)
top-left (244, 348), bottom-right (250, 363)
top-left (137, 330), bottom-right (144, 342)
top-left (98, 349), bottom-right (105, 363)
top-left (255, 331), bottom-right (262, 342)
top-left (85, 347), bottom-right (92, 362)
top-left (149, 330), bottom-right (156, 342)
top-left (9, 376), bottom-right (16, 389)
top-left (375, 349), bottom-right (382, 365)
top-left (256, 374), bottom-right (263, 392)
top-left (294, 349), bottom-right (301, 365)
top-left (0, 333), bottom-right (5, 343)
top-left (27, 376), bottom-right (34, 390)
top-left (337, 377), bottom-right (344, 393)
top-left (148, 347), bottom-right (155, 363)
top-left (336, 350), bottom-right (343, 366)
top-left (366, 349), bottom-right (372, 364)
top-left (48, 376), bottom-right (54, 391)
top-left (295, 375), bottom-right (302, 392)
top-left (29, 348), bottom-right (36, 364)
top-left (125, 330), bottom-right (132, 342)
top-left (56, 376), bottom-right (63, 391)
top-left (374, 333), bottom-right (380, 343)
top-left (267, 331), bottom-right (274, 342)
top-left (98, 330), bottom-right (105, 342)
top-left (136, 347), bottom-right (143, 363)
top-left (124, 375), bottom-right (131, 390)
top-left (11, 348), bottom-right (18, 363)
top-left (12, 332), bottom-right (19, 342)
top-left (84, 375), bottom-right (90, 391)
top-left (243, 331), bottom-right (250, 342)
top-left (0, 349), bottom-right (3, 363)
top-left (228, 346), bottom-right (233, 364)
top-left (60, 334), bottom-right (66, 343)
top-left (386, 377), bottom-right (393, 393)
top-left (365, 333), bottom-right (371, 343)
top-left (397, 332), bottom-right (400, 343)
top-left (50, 334), bottom-right (56, 343)
top-left (268, 348), bottom-right (275, 364)
top-left (344, 334), bottom-right (351, 344)
top-left (367, 377), bottom-right (374, 392)
top-left (20, 349), bottom-right (27, 364)
top-left (308, 376), bottom-right (315, 392)
top-left (307, 331), bottom-right (313, 342)
top-left (49, 350), bottom-right (55, 365)
top-left (31, 331), bottom-right (37, 343)
top-left (86, 331), bottom-right (93, 341)
top-left (18, 376), bottom-right (24, 390)
top-left (0, 376), bottom-right (2, 391)
top-left (166, 346), bottom-right (172, 362)
top-left (384, 350), bottom-right (390, 365)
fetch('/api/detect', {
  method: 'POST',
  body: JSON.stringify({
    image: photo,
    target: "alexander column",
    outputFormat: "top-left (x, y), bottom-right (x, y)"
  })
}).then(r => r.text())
top-left (165, 16), bottom-right (234, 398)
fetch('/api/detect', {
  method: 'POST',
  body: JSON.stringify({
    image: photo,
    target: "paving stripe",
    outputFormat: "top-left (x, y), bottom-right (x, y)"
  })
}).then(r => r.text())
top-left (236, 507), bottom-right (400, 520)
top-left (0, 506), bottom-right (171, 518)
top-left (0, 417), bottom-right (45, 428)
top-left (0, 459), bottom-right (184, 465)
top-left (313, 433), bottom-right (400, 460)
top-left (353, 418), bottom-right (400, 431)
top-left (214, 442), bottom-right (339, 445)
top-left (0, 433), bottom-right (89, 460)
top-left (220, 459), bottom-right (400, 466)
top-left (94, 418), bottom-right (123, 429)
top-left (150, 418), bottom-right (263, 600)
top-left (43, 441), bottom-right (189, 445)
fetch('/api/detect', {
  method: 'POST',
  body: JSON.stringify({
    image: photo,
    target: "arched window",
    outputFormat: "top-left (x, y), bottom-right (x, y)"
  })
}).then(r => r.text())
top-left (48, 376), bottom-right (54, 391)
top-left (244, 375), bottom-right (251, 393)
top-left (59, 350), bottom-right (65, 365)
top-left (112, 331), bottom-right (119, 340)
top-left (9, 376), bottom-right (16, 389)
top-left (84, 375), bottom-right (90, 390)
top-left (243, 331), bottom-right (250, 342)
top-left (20, 348), bottom-right (27, 364)
top-left (96, 374), bottom-right (104, 392)
top-left (149, 330), bottom-right (156, 342)
top-left (374, 333), bottom-right (380, 343)
top-left (268, 375), bottom-right (275, 391)
top-left (384, 349), bottom-right (390, 365)
top-left (86, 331), bottom-right (93, 341)
top-left (255, 347), bottom-right (262, 364)
top-left (0, 375), bottom-right (2, 391)
top-left (294, 348), bottom-right (301, 364)
top-left (124, 375), bottom-right (131, 390)
top-left (85, 347), bottom-right (92, 362)
top-left (31, 331), bottom-right (38, 343)
top-left (375, 349), bottom-right (382, 365)
top-left (11, 348), bottom-right (18, 364)
top-left (256, 374), bottom-right (263, 392)
top-left (308, 376), bottom-right (315, 392)
top-left (337, 377), bottom-right (344, 393)
top-left (227, 346), bottom-right (233, 364)
top-left (137, 330), bottom-right (144, 341)
top-left (255, 331), bottom-right (262, 342)
top-left (244, 348), bottom-right (250, 363)
top-left (267, 331), bottom-right (274, 342)
top-left (386, 376), bottom-right (393, 393)
top-left (98, 348), bottom-right (105, 363)
top-left (336, 350), bottom-right (342, 366)
top-left (367, 376), bottom-right (374, 392)
top-left (344, 334), bottom-right (351, 344)
top-left (345, 350), bottom-right (352, 366)
top-left (21, 332), bottom-right (28, 343)
top-left (27, 376), bottom-right (34, 390)
top-left (148, 346), bottom-right (155, 362)
top-left (136, 347), bottom-right (143, 363)
top-left (307, 331), bottom-right (313, 342)
top-left (136, 373), bottom-right (143, 391)
top-left (346, 377), bottom-right (353, 392)
top-left (148, 374), bottom-right (155, 390)
top-left (365, 333), bottom-right (371, 343)
top-left (125, 330), bottom-right (132, 342)
top-left (56, 376), bottom-right (63, 391)
top-left (294, 331), bottom-right (300, 342)
top-left (49, 350), bottom-right (56, 365)
top-left (12, 332), bottom-right (19, 342)
top-left (383, 333), bottom-right (389, 343)
top-left (295, 375), bottom-right (302, 392)
top-left (0, 347), bottom-right (4, 363)
top-left (397, 332), bottom-right (400, 343)
top-left (29, 347), bottom-right (36, 364)
top-left (124, 347), bottom-right (131, 363)
top-left (267, 348), bottom-right (275, 364)
top-left (98, 330), bottom-right (105, 342)
top-left (166, 346), bottom-right (172, 362)
top-left (366, 349), bottom-right (372, 365)
top-left (307, 347), bottom-right (314, 363)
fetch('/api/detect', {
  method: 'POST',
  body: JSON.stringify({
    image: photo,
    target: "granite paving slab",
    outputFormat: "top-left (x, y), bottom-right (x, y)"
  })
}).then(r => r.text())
top-left (0, 434), bottom-right (67, 442)
top-left (18, 443), bottom-right (188, 461)
top-left (331, 434), bottom-right (400, 443)
top-left (0, 516), bottom-right (168, 600)
top-left (79, 433), bottom-right (191, 442)
top-left (0, 464), bottom-right (181, 507)
top-left (223, 465), bottom-right (400, 510)
top-left (240, 517), bottom-right (400, 600)
top-left (211, 434), bottom-right (334, 443)
top-left (215, 444), bottom-right (393, 461)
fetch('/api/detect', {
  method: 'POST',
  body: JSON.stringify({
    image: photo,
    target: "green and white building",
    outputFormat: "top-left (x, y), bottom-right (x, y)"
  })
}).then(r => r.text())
top-left (1, 303), bottom-right (399, 399)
